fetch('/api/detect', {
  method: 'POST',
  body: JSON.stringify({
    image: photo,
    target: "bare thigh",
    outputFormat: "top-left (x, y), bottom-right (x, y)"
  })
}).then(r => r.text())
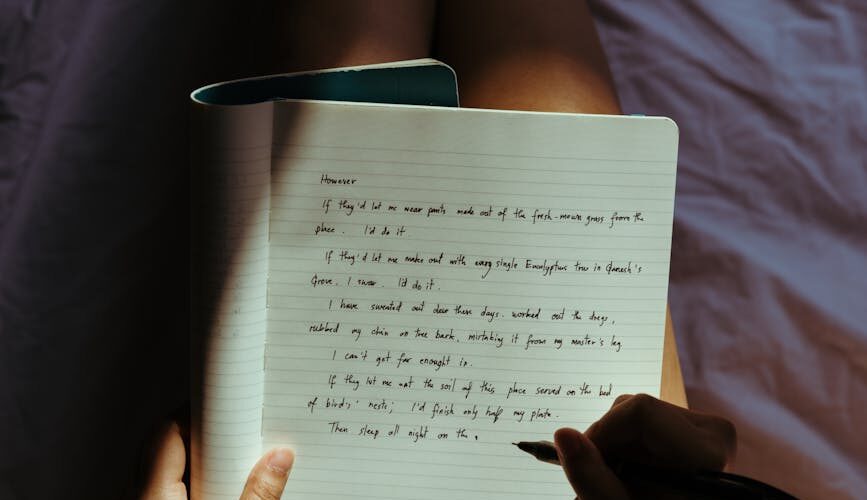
top-left (434, 0), bottom-right (621, 114)
top-left (275, 0), bottom-right (435, 72)
top-left (273, 0), bottom-right (617, 114)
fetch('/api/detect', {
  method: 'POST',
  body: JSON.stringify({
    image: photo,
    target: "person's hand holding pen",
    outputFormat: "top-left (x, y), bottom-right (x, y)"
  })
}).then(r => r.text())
top-left (528, 393), bottom-right (740, 500)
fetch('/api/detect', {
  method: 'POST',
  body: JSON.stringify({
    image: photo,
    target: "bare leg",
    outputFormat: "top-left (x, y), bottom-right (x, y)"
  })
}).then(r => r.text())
top-left (434, 0), bottom-right (620, 114)
top-left (275, 0), bottom-right (435, 72)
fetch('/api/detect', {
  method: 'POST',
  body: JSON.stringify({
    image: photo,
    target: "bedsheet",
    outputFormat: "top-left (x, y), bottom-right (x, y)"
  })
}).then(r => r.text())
top-left (1, 1), bottom-right (865, 498)
top-left (591, 1), bottom-right (867, 498)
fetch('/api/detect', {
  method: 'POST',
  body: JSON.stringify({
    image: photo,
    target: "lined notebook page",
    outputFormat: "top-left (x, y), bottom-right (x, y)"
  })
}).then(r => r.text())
top-left (263, 101), bottom-right (678, 499)
top-left (191, 103), bottom-right (272, 499)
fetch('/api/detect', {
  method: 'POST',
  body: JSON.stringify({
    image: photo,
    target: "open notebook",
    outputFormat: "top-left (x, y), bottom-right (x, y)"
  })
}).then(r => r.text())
top-left (190, 59), bottom-right (678, 499)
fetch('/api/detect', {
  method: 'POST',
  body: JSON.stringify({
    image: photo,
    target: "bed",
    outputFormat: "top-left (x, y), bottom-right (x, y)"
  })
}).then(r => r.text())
top-left (1, 1), bottom-right (864, 498)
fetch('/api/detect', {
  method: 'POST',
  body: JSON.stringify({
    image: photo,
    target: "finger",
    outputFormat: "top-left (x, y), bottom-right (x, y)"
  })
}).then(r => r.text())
top-left (239, 448), bottom-right (295, 500)
top-left (679, 408), bottom-right (738, 458)
top-left (585, 394), bottom-right (736, 472)
top-left (612, 394), bottom-right (634, 407)
top-left (554, 428), bottom-right (630, 500)
top-left (584, 393), bottom-right (635, 440)
top-left (589, 394), bottom-right (735, 470)
top-left (140, 422), bottom-right (188, 500)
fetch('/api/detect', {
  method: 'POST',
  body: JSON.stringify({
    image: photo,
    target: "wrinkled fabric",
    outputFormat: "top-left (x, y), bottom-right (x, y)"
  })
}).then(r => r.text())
top-left (591, 1), bottom-right (867, 498)
top-left (0, 1), bottom-right (193, 498)
top-left (0, 3), bottom-right (293, 497)
top-left (1, 1), bottom-right (865, 499)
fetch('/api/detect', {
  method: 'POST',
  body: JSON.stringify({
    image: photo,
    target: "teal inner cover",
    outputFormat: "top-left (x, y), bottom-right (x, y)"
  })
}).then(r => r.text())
top-left (193, 64), bottom-right (458, 107)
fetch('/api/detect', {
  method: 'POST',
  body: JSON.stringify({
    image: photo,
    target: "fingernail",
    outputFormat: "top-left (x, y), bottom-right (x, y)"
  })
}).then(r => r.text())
top-left (554, 428), bottom-right (583, 460)
top-left (267, 448), bottom-right (295, 475)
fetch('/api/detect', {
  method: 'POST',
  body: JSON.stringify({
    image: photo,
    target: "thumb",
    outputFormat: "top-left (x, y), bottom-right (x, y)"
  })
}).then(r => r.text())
top-left (555, 428), bottom-right (629, 500)
top-left (140, 421), bottom-right (187, 500)
top-left (239, 448), bottom-right (294, 500)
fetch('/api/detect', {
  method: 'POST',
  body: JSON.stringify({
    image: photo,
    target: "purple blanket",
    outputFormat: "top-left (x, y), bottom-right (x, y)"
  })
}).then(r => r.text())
top-left (593, 1), bottom-right (867, 497)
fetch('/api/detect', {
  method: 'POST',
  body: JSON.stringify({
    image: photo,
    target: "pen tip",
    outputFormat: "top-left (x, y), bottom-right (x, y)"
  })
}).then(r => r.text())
top-left (514, 441), bottom-right (535, 454)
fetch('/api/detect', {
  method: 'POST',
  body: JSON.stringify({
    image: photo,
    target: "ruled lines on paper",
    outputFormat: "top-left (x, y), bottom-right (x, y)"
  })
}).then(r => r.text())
top-left (192, 103), bottom-right (272, 500)
top-left (261, 102), bottom-right (677, 500)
